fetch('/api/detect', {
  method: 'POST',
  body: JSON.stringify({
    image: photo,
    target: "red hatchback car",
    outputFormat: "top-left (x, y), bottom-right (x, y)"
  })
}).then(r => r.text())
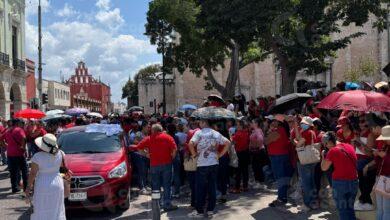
top-left (58, 126), bottom-right (132, 212)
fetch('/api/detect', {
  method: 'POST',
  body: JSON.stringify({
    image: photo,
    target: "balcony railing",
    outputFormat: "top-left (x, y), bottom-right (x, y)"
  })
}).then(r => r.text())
top-left (13, 58), bottom-right (25, 71)
top-left (0, 52), bottom-right (9, 66)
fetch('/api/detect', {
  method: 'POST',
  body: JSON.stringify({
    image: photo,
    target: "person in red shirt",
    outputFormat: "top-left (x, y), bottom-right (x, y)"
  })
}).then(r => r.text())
top-left (321, 131), bottom-right (358, 220)
top-left (231, 119), bottom-right (250, 193)
top-left (265, 117), bottom-right (293, 207)
top-left (26, 120), bottom-right (47, 158)
top-left (293, 116), bottom-right (319, 211)
top-left (1, 119), bottom-right (28, 193)
top-left (375, 125), bottom-right (390, 220)
top-left (132, 123), bottom-right (177, 211)
top-left (0, 120), bottom-right (7, 165)
top-left (336, 117), bottom-right (355, 144)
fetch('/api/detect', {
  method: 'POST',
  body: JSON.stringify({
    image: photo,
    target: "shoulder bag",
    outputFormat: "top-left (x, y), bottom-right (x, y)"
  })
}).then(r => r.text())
top-left (229, 143), bottom-right (238, 168)
top-left (60, 151), bottom-right (71, 198)
top-left (296, 133), bottom-right (321, 165)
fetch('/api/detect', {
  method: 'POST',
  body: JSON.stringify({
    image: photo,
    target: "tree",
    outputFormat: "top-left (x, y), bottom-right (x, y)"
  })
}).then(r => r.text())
top-left (198, 0), bottom-right (388, 95)
top-left (145, 0), bottom-right (266, 99)
top-left (122, 64), bottom-right (162, 107)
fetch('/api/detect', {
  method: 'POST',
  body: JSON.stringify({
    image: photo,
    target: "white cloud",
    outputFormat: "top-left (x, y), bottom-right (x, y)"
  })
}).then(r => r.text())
top-left (56, 3), bottom-right (77, 17)
top-left (96, 0), bottom-right (110, 11)
top-left (25, 20), bottom-right (157, 102)
top-left (95, 8), bottom-right (124, 30)
top-left (25, 0), bottom-right (50, 18)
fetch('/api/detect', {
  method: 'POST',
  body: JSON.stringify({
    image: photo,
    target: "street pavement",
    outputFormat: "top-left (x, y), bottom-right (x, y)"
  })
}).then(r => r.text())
top-left (0, 165), bottom-right (376, 220)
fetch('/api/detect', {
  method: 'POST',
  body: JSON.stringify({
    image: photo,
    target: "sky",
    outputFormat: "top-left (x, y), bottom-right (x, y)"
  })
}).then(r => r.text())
top-left (25, 0), bottom-right (161, 103)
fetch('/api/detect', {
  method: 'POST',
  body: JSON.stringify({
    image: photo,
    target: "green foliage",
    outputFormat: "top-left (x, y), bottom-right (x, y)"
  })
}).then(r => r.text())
top-left (122, 64), bottom-right (162, 105)
top-left (344, 58), bottom-right (380, 82)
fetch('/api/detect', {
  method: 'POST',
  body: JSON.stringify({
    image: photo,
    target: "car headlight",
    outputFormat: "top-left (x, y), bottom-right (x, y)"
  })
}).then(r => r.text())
top-left (108, 161), bottom-right (127, 179)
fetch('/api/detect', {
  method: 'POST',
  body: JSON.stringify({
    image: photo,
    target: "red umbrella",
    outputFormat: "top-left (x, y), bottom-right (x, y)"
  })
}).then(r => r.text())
top-left (317, 90), bottom-right (390, 112)
top-left (14, 109), bottom-right (46, 119)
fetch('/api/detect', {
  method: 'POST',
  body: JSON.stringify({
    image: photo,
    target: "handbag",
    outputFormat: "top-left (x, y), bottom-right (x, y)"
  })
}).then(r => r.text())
top-left (229, 143), bottom-right (239, 168)
top-left (60, 151), bottom-right (71, 198)
top-left (183, 155), bottom-right (197, 171)
top-left (374, 159), bottom-right (390, 198)
top-left (296, 133), bottom-right (321, 165)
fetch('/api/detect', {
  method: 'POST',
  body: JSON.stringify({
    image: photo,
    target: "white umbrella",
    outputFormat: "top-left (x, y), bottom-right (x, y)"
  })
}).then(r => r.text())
top-left (87, 112), bottom-right (103, 118)
top-left (46, 109), bottom-right (65, 116)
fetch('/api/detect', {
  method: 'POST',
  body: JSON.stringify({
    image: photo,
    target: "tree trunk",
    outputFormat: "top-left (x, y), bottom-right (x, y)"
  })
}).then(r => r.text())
top-left (270, 37), bottom-right (296, 95)
top-left (223, 43), bottom-right (240, 99)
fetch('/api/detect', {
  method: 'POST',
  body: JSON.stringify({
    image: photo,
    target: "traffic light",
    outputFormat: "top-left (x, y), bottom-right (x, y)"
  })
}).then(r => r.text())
top-left (42, 93), bottom-right (48, 104)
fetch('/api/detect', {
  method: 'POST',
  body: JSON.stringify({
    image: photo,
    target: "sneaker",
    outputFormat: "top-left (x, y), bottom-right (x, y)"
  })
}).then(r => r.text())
top-left (206, 211), bottom-right (214, 217)
top-left (359, 203), bottom-right (374, 211)
top-left (269, 199), bottom-right (287, 207)
top-left (164, 205), bottom-right (178, 212)
top-left (12, 189), bottom-right (21, 194)
top-left (218, 195), bottom-right (227, 204)
top-left (253, 183), bottom-right (267, 190)
top-left (354, 201), bottom-right (364, 211)
top-left (188, 210), bottom-right (204, 218)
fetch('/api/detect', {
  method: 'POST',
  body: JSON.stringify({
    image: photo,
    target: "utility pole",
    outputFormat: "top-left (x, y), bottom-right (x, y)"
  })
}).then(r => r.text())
top-left (38, 0), bottom-right (43, 109)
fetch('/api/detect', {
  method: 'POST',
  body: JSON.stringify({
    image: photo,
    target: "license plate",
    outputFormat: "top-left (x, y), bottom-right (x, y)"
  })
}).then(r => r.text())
top-left (68, 192), bottom-right (87, 201)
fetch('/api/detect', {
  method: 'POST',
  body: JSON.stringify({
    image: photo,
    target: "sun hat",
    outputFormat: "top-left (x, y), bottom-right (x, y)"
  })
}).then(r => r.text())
top-left (337, 116), bottom-right (350, 126)
top-left (377, 125), bottom-right (390, 141)
top-left (35, 133), bottom-right (59, 155)
top-left (301, 116), bottom-right (314, 126)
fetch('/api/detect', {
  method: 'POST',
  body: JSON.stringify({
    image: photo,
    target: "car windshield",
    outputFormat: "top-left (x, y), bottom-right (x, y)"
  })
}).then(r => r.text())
top-left (58, 131), bottom-right (121, 154)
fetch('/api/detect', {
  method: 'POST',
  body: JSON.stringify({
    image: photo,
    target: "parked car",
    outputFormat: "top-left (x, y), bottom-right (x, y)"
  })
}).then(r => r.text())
top-left (58, 126), bottom-right (132, 211)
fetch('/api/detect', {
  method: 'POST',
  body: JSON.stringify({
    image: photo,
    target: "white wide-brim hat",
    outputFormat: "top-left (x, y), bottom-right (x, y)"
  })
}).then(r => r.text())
top-left (35, 133), bottom-right (59, 154)
top-left (377, 125), bottom-right (390, 141)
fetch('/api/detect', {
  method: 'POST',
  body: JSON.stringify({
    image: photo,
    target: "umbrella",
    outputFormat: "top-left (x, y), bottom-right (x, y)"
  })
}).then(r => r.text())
top-left (191, 106), bottom-right (236, 120)
top-left (87, 112), bottom-right (103, 118)
top-left (375, 81), bottom-right (388, 89)
top-left (65, 108), bottom-right (90, 116)
top-left (43, 114), bottom-right (71, 121)
top-left (268, 93), bottom-right (312, 114)
top-left (14, 109), bottom-right (46, 119)
top-left (46, 109), bottom-right (64, 116)
top-left (180, 104), bottom-right (197, 111)
top-left (317, 90), bottom-right (390, 112)
top-left (128, 106), bottom-right (144, 112)
top-left (345, 82), bottom-right (361, 90)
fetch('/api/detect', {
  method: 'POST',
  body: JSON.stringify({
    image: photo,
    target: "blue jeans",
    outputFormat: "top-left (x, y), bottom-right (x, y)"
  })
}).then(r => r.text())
top-left (376, 186), bottom-right (390, 220)
top-left (298, 162), bottom-right (318, 207)
top-left (172, 154), bottom-right (181, 195)
top-left (269, 154), bottom-right (292, 202)
top-left (196, 165), bottom-right (218, 213)
top-left (217, 155), bottom-right (229, 195)
top-left (150, 164), bottom-right (173, 208)
top-left (131, 153), bottom-right (149, 189)
top-left (332, 180), bottom-right (358, 220)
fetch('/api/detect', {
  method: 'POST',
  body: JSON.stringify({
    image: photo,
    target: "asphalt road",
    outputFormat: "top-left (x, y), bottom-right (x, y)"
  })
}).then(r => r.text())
top-left (0, 164), bottom-right (376, 220)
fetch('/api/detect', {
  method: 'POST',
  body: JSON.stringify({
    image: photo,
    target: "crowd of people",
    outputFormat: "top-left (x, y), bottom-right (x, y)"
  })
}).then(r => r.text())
top-left (0, 82), bottom-right (389, 220)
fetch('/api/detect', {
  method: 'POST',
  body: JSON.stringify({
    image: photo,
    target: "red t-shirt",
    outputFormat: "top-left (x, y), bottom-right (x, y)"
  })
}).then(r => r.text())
top-left (135, 132), bottom-right (177, 167)
top-left (268, 127), bottom-right (290, 156)
top-left (2, 127), bottom-right (26, 157)
top-left (232, 129), bottom-right (250, 152)
top-left (300, 129), bottom-right (316, 145)
top-left (27, 127), bottom-right (47, 141)
top-left (326, 143), bottom-right (358, 180)
top-left (336, 129), bottom-right (355, 144)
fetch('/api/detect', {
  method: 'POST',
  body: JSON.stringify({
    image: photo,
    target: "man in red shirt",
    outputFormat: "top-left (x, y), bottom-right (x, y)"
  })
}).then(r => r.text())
top-left (132, 123), bottom-right (177, 211)
top-left (321, 131), bottom-right (358, 220)
top-left (2, 119), bottom-right (28, 193)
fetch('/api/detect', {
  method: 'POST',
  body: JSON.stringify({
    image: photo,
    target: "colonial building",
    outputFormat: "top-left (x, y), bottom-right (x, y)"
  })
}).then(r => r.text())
top-left (139, 16), bottom-right (389, 114)
top-left (41, 79), bottom-right (71, 111)
top-left (0, 0), bottom-right (26, 119)
top-left (25, 58), bottom-right (36, 107)
top-left (66, 61), bottom-right (111, 115)
top-left (112, 102), bottom-right (126, 115)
